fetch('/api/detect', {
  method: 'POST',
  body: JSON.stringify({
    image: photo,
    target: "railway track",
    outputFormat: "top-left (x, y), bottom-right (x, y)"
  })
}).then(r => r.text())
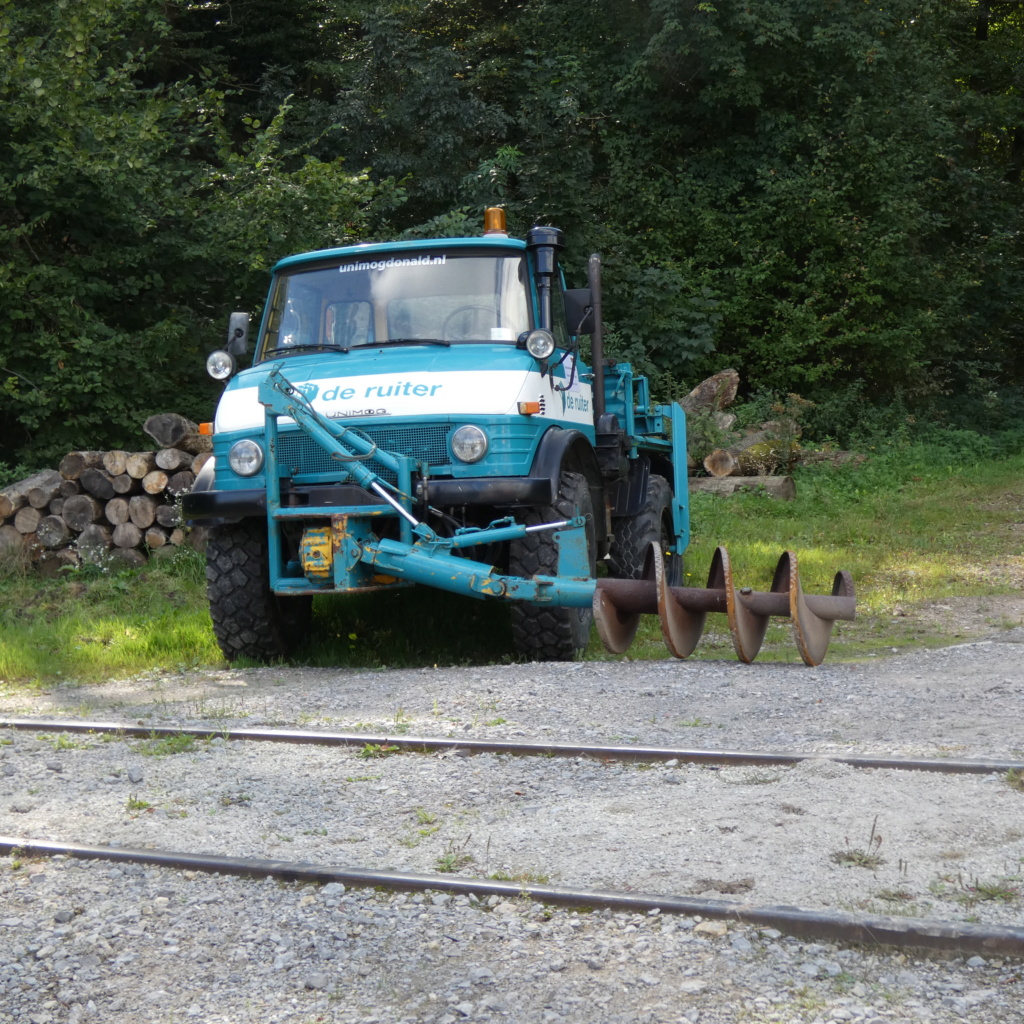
top-left (2, 716), bottom-right (1024, 775)
top-left (2, 716), bottom-right (1022, 958)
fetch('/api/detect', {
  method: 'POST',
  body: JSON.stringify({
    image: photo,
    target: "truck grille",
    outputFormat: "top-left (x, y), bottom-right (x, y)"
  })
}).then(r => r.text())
top-left (275, 425), bottom-right (450, 482)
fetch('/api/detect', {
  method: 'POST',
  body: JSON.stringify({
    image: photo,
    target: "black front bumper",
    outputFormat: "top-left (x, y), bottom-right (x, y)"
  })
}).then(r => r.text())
top-left (182, 476), bottom-right (555, 523)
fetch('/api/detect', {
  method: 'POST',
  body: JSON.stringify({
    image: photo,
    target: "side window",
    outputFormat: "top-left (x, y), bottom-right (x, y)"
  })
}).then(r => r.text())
top-left (550, 269), bottom-right (570, 349)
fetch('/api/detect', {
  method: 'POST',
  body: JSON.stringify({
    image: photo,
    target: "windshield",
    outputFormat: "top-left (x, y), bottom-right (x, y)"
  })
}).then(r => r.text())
top-left (258, 251), bottom-right (531, 357)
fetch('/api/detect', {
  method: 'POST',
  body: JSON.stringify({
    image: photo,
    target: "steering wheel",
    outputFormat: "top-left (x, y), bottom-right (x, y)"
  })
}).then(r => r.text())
top-left (442, 304), bottom-right (498, 341)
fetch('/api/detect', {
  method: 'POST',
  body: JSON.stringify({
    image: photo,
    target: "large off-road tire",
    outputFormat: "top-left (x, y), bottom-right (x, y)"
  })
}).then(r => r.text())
top-left (509, 471), bottom-right (596, 662)
top-left (205, 519), bottom-right (312, 662)
top-left (609, 473), bottom-right (683, 587)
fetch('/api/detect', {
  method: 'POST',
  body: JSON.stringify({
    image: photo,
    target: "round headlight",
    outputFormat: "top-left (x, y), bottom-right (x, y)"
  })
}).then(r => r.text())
top-left (228, 439), bottom-right (264, 476)
top-left (206, 350), bottom-right (236, 381)
top-left (524, 330), bottom-right (556, 361)
top-left (451, 425), bottom-right (488, 463)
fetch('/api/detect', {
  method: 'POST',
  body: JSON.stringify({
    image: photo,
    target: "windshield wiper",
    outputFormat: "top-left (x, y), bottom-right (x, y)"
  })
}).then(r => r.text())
top-left (271, 343), bottom-right (347, 354)
top-left (374, 338), bottom-right (451, 347)
top-left (271, 338), bottom-right (452, 355)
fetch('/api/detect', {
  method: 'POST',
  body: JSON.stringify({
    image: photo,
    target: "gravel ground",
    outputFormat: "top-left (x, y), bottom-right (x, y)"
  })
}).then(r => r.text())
top-left (1, 634), bottom-right (1023, 1023)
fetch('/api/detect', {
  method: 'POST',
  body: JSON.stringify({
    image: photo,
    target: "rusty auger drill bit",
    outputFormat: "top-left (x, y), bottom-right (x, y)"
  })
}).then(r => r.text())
top-left (593, 545), bottom-right (856, 666)
top-left (775, 552), bottom-right (856, 666)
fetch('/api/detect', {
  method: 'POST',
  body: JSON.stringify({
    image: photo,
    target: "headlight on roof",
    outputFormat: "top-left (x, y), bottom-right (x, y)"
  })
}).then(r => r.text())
top-left (451, 425), bottom-right (488, 463)
top-left (228, 439), bottom-right (264, 476)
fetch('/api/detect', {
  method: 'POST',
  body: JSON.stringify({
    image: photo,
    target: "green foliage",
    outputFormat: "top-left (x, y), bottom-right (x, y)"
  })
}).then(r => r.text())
top-left (5, 0), bottom-right (1024, 459)
top-left (0, 0), bottom-right (400, 466)
top-left (265, 0), bottom-right (1024, 421)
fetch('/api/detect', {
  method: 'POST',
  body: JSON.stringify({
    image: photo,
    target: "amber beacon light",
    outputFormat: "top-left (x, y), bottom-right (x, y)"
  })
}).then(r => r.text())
top-left (483, 207), bottom-right (507, 235)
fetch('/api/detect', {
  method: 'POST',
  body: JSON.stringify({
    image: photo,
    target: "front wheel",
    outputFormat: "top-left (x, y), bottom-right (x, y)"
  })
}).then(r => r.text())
top-left (509, 471), bottom-right (596, 661)
top-left (609, 473), bottom-right (683, 587)
top-left (205, 519), bottom-right (312, 661)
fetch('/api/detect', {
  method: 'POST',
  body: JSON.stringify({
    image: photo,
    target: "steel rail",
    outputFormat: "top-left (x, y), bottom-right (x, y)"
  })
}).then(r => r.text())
top-left (1, 837), bottom-right (1020, 957)
top-left (1, 718), bottom-right (1021, 776)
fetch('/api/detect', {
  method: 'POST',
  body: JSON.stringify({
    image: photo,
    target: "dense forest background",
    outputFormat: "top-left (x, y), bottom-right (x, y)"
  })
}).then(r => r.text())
top-left (2, 0), bottom-right (1023, 469)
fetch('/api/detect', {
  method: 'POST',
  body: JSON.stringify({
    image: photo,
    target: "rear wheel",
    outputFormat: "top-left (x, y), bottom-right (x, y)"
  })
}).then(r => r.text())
top-left (609, 474), bottom-right (682, 587)
top-left (205, 519), bottom-right (312, 661)
top-left (509, 471), bottom-right (596, 661)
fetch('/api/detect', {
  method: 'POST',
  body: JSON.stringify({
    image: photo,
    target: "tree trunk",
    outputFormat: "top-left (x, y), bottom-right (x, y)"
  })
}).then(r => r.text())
top-left (678, 369), bottom-right (740, 414)
top-left (142, 470), bottom-right (170, 495)
top-left (59, 451), bottom-right (105, 481)
top-left (688, 475), bottom-right (796, 500)
top-left (36, 515), bottom-right (72, 549)
top-left (77, 523), bottom-right (112, 563)
top-left (702, 430), bottom-right (799, 477)
top-left (62, 494), bottom-right (105, 531)
top-left (155, 447), bottom-right (194, 472)
top-left (105, 497), bottom-right (131, 526)
top-left (128, 494), bottom-right (158, 528)
top-left (27, 480), bottom-right (62, 509)
top-left (155, 503), bottom-right (180, 528)
top-left (192, 451), bottom-right (212, 475)
top-left (144, 413), bottom-right (212, 455)
top-left (167, 470), bottom-right (195, 494)
top-left (702, 449), bottom-right (737, 478)
top-left (14, 506), bottom-right (42, 534)
top-left (0, 469), bottom-right (63, 519)
top-left (79, 468), bottom-right (116, 501)
top-left (48, 497), bottom-right (65, 517)
top-left (113, 522), bottom-right (143, 548)
top-left (125, 452), bottom-right (156, 479)
top-left (145, 525), bottom-right (169, 548)
top-left (110, 474), bottom-right (139, 496)
top-left (102, 450), bottom-right (129, 477)
top-left (58, 479), bottom-right (81, 499)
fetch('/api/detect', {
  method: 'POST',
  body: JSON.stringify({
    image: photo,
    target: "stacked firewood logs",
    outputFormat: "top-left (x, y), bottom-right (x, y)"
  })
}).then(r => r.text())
top-left (0, 414), bottom-right (211, 576)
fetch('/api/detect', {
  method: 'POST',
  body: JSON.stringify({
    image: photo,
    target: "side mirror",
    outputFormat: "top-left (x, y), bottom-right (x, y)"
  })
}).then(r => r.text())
top-left (226, 311), bottom-right (250, 356)
top-left (563, 289), bottom-right (594, 335)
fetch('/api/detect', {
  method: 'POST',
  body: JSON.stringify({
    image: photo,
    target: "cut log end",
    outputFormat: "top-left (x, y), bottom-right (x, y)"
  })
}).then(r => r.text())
top-left (59, 451), bottom-right (105, 481)
top-left (702, 449), bottom-right (737, 478)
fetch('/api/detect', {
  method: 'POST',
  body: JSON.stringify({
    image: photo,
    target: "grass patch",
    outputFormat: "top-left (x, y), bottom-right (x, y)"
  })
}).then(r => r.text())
top-left (2, 433), bottom-right (1023, 684)
top-left (832, 848), bottom-right (886, 870)
top-left (0, 547), bottom-right (217, 686)
top-left (1006, 768), bottom-right (1024, 793)
top-left (435, 837), bottom-right (474, 873)
top-left (930, 873), bottom-right (1022, 907)
top-left (135, 733), bottom-right (198, 757)
top-left (41, 732), bottom-right (89, 751)
top-left (356, 742), bottom-right (401, 759)
top-left (875, 888), bottom-right (915, 903)
top-left (831, 817), bottom-right (886, 870)
top-left (488, 868), bottom-right (551, 885)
